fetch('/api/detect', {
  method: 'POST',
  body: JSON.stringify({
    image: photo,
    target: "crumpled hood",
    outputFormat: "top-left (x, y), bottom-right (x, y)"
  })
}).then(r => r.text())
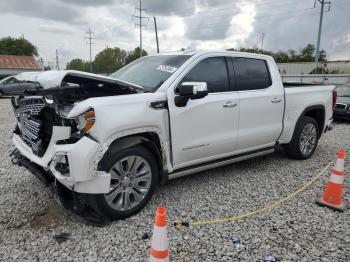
top-left (67, 92), bottom-right (167, 118)
top-left (4, 70), bottom-right (143, 101)
top-left (15, 70), bottom-right (126, 89)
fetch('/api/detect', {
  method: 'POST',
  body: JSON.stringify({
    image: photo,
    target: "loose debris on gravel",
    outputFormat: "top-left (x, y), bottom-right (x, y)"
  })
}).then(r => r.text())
top-left (0, 99), bottom-right (349, 261)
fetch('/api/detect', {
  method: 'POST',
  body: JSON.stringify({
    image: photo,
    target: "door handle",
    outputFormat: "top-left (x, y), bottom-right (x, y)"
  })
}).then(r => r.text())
top-left (223, 102), bottom-right (238, 108)
top-left (271, 98), bottom-right (282, 103)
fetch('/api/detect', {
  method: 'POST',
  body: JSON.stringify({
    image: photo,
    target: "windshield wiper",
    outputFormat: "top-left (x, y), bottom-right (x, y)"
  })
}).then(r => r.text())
top-left (113, 78), bottom-right (145, 92)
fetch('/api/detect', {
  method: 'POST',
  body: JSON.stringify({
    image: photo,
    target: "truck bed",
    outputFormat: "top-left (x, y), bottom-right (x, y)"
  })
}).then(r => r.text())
top-left (278, 84), bottom-right (334, 144)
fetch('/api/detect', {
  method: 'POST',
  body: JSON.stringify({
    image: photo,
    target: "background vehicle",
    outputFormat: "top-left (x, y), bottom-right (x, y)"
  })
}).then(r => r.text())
top-left (0, 72), bottom-right (40, 97)
top-left (0, 75), bottom-right (15, 97)
top-left (0, 75), bottom-right (15, 85)
top-left (333, 85), bottom-right (350, 120)
top-left (8, 51), bottom-right (335, 220)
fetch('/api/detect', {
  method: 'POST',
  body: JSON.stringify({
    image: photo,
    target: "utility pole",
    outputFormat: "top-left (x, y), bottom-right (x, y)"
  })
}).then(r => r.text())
top-left (55, 49), bottom-right (60, 70)
top-left (154, 17), bottom-right (160, 53)
top-left (133, 0), bottom-right (149, 58)
top-left (260, 33), bottom-right (265, 51)
top-left (314, 0), bottom-right (331, 72)
top-left (85, 27), bottom-right (95, 73)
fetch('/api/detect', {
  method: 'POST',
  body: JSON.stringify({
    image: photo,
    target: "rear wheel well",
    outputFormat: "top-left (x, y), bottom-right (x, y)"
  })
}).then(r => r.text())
top-left (303, 107), bottom-right (325, 138)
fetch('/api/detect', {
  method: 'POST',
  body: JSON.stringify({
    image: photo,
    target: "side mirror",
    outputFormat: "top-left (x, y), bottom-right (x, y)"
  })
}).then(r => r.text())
top-left (175, 82), bottom-right (208, 107)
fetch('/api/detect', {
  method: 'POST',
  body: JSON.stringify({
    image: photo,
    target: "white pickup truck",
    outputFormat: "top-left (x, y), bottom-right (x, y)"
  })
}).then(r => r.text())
top-left (9, 50), bottom-right (336, 220)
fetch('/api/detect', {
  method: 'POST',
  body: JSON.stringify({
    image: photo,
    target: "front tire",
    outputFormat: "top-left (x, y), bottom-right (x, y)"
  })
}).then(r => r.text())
top-left (87, 145), bottom-right (159, 220)
top-left (287, 116), bottom-right (319, 160)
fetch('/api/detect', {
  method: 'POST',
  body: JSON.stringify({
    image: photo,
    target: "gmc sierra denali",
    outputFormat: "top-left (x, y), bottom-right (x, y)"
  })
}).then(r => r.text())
top-left (7, 50), bottom-right (336, 220)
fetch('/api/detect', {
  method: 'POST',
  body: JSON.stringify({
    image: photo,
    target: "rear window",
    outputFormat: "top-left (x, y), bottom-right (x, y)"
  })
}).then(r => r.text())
top-left (232, 58), bottom-right (272, 91)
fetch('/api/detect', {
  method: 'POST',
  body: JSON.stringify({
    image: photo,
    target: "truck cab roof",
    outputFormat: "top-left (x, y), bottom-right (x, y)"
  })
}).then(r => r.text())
top-left (153, 50), bottom-right (273, 60)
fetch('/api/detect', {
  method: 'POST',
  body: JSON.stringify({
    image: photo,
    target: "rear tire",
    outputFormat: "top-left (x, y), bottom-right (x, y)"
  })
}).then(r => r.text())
top-left (87, 145), bottom-right (159, 220)
top-left (286, 116), bottom-right (319, 160)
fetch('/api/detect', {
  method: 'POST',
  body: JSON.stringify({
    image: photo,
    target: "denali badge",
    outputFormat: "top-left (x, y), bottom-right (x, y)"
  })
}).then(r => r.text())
top-left (182, 144), bottom-right (209, 151)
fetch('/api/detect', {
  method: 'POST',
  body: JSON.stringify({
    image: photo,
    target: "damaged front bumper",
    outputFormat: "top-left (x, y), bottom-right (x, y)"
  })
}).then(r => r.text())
top-left (12, 126), bottom-right (110, 194)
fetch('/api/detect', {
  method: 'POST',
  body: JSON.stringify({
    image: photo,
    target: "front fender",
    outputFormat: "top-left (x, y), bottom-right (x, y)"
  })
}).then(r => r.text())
top-left (94, 127), bottom-right (172, 175)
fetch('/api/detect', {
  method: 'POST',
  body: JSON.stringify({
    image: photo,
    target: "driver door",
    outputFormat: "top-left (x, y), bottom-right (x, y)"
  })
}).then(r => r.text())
top-left (167, 56), bottom-right (239, 169)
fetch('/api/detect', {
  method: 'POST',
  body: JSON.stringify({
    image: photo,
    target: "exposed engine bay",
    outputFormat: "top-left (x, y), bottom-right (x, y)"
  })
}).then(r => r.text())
top-left (10, 71), bottom-right (142, 157)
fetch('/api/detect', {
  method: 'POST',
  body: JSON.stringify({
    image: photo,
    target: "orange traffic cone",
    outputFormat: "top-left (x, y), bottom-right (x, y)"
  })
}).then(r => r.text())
top-left (149, 206), bottom-right (169, 262)
top-left (316, 149), bottom-right (347, 212)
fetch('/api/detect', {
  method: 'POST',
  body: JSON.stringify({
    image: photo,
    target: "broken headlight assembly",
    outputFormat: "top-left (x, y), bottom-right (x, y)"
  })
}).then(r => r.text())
top-left (74, 109), bottom-right (96, 138)
top-left (56, 109), bottom-right (96, 145)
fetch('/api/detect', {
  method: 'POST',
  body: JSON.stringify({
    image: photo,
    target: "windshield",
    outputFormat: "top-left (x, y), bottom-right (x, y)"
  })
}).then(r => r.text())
top-left (0, 76), bottom-right (13, 84)
top-left (336, 86), bottom-right (350, 97)
top-left (110, 55), bottom-right (191, 92)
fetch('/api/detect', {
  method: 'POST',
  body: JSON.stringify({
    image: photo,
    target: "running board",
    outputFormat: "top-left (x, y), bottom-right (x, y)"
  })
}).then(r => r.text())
top-left (168, 147), bottom-right (275, 180)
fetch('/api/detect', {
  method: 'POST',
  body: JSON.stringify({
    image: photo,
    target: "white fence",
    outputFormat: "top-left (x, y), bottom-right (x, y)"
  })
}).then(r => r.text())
top-left (277, 61), bottom-right (350, 75)
top-left (281, 74), bottom-right (350, 85)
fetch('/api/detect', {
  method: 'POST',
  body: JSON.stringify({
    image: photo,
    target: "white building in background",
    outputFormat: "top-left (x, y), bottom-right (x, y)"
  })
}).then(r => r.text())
top-left (277, 61), bottom-right (350, 75)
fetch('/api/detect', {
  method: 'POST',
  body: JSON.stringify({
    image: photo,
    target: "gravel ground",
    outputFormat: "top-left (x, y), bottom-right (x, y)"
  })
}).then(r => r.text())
top-left (0, 98), bottom-right (349, 262)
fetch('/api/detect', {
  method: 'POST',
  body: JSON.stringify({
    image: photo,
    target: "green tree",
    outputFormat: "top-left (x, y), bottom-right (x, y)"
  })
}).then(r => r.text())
top-left (227, 43), bottom-right (327, 64)
top-left (66, 58), bottom-right (90, 72)
top-left (299, 44), bottom-right (315, 62)
top-left (94, 47), bottom-right (127, 74)
top-left (274, 51), bottom-right (290, 63)
top-left (0, 37), bottom-right (38, 56)
top-left (319, 49), bottom-right (327, 62)
top-left (66, 46), bottom-right (148, 73)
top-left (287, 49), bottom-right (298, 62)
top-left (125, 47), bottom-right (148, 65)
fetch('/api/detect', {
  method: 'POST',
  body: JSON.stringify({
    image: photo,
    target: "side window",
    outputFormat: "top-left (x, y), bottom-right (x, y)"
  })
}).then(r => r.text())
top-left (7, 78), bottom-right (15, 84)
top-left (232, 58), bottom-right (272, 91)
top-left (183, 57), bottom-right (229, 93)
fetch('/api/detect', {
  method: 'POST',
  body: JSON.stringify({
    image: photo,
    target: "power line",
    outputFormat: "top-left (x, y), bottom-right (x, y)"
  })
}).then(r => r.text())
top-left (190, 8), bottom-right (319, 28)
top-left (155, 0), bottom-right (350, 24)
top-left (186, 3), bottom-right (350, 29)
top-left (155, 1), bottom-right (315, 25)
top-left (193, 7), bottom-right (350, 37)
top-left (132, 0), bottom-right (149, 57)
top-left (85, 27), bottom-right (95, 73)
top-left (156, 0), bottom-right (308, 20)
top-left (314, 0), bottom-right (331, 69)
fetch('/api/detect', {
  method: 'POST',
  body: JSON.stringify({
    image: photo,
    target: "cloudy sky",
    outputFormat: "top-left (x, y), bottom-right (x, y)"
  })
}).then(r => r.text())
top-left (0, 0), bottom-right (349, 68)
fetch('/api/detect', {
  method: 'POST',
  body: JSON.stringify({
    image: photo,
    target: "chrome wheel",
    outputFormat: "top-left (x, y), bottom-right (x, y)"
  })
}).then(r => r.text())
top-left (299, 123), bottom-right (317, 156)
top-left (105, 155), bottom-right (152, 211)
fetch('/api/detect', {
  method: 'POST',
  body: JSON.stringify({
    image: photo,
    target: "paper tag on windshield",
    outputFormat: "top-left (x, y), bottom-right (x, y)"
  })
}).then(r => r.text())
top-left (157, 65), bottom-right (178, 73)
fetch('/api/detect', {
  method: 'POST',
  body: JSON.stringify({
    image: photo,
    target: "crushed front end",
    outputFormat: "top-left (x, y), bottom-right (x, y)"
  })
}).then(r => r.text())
top-left (11, 95), bottom-right (110, 194)
top-left (8, 70), bottom-right (140, 194)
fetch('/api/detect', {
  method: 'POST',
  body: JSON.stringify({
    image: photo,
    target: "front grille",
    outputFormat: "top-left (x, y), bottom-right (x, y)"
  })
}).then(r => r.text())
top-left (335, 103), bottom-right (347, 110)
top-left (22, 118), bottom-right (41, 139)
top-left (16, 98), bottom-right (45, 115)
top-left (15, 98), bottom-right (46, 155)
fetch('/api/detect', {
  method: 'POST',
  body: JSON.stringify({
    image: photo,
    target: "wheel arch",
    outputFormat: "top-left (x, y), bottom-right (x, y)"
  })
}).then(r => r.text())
top-left (98, 131), bottom-right (168, 185)
top-left (295, 105), bottom-right (325, 139)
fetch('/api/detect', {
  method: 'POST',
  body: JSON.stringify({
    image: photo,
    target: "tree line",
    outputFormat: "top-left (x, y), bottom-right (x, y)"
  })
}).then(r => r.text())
top-left (66, 47), bottom-right (147, 74)
top-left (227, 43), bottom-right (327, 63)
top-left (0, 37), bottom-right (330, 73)
top-left (0, 37), bottom-right (147, 74)
top-left (71, 43), bottom-right (325, 74)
